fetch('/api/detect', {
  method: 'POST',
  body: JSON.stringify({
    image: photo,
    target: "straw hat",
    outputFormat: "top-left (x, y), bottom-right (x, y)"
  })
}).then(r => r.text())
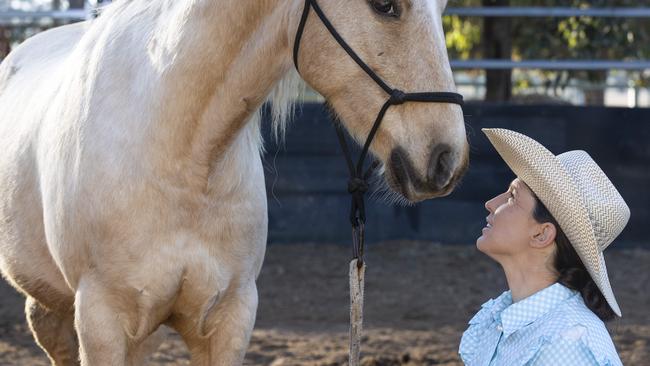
top-left (482, 128), bottom-right (630, 316)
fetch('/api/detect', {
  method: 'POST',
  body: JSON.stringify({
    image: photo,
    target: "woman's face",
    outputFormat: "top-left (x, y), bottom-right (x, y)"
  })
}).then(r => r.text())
top-left (477, 178), bottom-right (540, 260)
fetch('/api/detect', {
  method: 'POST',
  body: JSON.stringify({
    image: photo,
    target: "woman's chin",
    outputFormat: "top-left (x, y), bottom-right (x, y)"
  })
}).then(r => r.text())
top-left (476, 234), bottom-right (490, 254)
top-left (476, 226), bottom-right (493, 249)
top-left (476, 234), bottom-right (512, 262)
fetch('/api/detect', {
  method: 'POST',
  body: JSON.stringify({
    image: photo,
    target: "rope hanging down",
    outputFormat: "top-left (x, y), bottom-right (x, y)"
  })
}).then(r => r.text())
top-left (292, 0), bottom-right (464, 364)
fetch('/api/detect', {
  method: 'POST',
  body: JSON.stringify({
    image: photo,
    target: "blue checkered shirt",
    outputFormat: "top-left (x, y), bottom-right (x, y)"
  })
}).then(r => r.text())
top-left (459, 283), bottom-right (622, 365)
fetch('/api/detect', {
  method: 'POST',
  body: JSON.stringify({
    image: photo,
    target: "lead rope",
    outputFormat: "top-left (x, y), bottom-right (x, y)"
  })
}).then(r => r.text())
top-left (292, 1), bottom-right (464, 364)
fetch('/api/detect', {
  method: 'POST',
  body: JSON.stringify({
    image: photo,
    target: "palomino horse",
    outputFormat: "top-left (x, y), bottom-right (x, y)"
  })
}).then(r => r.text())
top-left (0, 0), bottom-right (468, 364)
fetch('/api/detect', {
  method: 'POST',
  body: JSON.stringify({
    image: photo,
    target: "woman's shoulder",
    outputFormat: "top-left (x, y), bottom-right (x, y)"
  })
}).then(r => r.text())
top-left (546, 293), bottom-right (614, 341)
top-left (533, 293), bottom-right (622, 365)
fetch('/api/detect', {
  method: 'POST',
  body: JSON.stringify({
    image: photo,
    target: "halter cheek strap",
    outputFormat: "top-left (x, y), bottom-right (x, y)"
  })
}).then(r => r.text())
top-left (292, 0), bottom-right (464, 265)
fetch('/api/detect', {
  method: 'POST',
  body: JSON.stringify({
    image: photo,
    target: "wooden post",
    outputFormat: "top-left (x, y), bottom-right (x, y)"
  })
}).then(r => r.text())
top-left (0, 27), bottom-right (10, 60)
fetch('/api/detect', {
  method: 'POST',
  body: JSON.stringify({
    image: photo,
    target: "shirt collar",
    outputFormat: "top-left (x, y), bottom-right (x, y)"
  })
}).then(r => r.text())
top-left (500, 282), bottom-right (576, 338)
top-left (489, 290), bottom-right (513, 315)
top-left (470, 290), bottom-right (512, 326)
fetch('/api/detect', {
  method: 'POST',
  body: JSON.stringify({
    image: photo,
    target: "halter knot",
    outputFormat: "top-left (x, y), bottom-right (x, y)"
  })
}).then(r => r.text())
top-left (389, 89), bottom-right (407, 105)
top-left (348, 178), bottom-right (369, 194)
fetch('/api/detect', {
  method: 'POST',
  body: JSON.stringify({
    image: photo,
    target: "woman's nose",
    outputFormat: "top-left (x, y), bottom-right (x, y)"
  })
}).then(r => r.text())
top-left (485, 196), bottom-right (497, 213)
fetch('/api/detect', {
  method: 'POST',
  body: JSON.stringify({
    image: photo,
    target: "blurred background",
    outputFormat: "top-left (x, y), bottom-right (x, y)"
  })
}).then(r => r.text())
top-left (4, 0), bottom-right (648, 106)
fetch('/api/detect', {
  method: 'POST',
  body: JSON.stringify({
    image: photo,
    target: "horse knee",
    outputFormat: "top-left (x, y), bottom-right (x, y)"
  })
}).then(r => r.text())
top-left (201, 284), bottom-right (257, 337)
top-left (126, 326), bottom-right (170, 366)
top-left (172, 283), bottom-right (258, 364)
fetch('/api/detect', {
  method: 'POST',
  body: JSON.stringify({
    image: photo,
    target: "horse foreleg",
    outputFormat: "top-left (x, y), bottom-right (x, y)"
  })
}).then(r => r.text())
top-left (74, 278), bottom-right (129, 366)
top-left (173, 282), bottom-right (258, 366)
top-left (25, 297), bottom-right (79, 366)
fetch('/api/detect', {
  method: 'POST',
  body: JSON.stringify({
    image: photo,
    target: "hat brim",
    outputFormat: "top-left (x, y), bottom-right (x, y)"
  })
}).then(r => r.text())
top-left (482, 128), bottom-right (621, 316)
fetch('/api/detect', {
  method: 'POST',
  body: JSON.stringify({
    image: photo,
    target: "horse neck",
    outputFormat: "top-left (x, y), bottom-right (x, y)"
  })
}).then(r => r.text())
top-left (145, 0), bottom-right (296, 193)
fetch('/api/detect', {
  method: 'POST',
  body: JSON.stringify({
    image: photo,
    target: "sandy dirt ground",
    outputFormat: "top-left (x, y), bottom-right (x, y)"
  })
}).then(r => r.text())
top-left (1, 241), bottom-right (648, 365)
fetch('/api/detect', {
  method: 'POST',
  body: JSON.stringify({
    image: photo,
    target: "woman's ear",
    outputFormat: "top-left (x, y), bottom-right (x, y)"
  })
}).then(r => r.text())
top-left (530, 222), bottom-right (557, 249)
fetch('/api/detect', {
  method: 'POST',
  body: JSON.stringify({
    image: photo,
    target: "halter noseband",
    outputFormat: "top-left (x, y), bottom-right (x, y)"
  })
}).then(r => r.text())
top-left (292, 0), bottom-right (464, 266)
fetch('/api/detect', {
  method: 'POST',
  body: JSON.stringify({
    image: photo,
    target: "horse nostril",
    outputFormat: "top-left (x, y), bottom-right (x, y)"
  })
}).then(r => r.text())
top-left (427, 144), bottom-right (453, 190)
top-left (390, 147), bottom-right (411, 195)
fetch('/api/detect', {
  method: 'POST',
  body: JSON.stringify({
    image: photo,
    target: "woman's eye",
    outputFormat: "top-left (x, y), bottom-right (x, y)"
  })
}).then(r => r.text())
top-left (371, 0), bottom-right (398, 17)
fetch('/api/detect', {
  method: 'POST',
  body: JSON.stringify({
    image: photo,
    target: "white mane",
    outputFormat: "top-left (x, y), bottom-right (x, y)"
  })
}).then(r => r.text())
top-left (266, 68), bottom-right (305, 144)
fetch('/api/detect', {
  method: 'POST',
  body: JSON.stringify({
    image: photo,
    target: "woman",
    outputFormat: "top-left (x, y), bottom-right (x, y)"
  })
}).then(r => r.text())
top-left (459, 128), bottom-right (628, 366)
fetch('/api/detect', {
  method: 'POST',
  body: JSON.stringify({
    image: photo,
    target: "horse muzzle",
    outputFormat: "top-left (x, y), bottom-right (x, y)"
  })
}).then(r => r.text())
top-left (388, 144), bottom-right (468, 202)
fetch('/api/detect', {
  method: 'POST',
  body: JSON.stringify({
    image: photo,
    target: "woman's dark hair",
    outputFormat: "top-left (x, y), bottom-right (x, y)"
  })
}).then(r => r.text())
top-left (532, 195), bottom-right (616, 321)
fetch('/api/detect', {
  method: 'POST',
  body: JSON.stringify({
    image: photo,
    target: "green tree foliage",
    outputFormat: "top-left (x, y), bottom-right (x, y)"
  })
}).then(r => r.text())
top-left (444, 0), bottom-right (482, 60)
top-left (444, 14), bottom-right (482, 60)
top-left (443, 0), bottom-right (650, 91)
top-left (515, 0), bottom-right (649, 89)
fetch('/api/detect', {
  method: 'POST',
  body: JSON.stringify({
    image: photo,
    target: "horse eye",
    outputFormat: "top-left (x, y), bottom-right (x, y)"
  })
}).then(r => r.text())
top-left (370, 0), bottom-right (399, 17)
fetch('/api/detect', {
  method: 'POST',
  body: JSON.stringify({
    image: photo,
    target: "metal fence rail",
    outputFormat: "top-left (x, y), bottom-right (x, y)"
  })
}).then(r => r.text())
top-left (2, 7), bottom-right (649, 24)
top-left (451, 60), bottom-right (650, 70)
top-left (444, 7), bottom-right (650, 18)
top-left (0, 10), bottom-right (86, 25)
top-left (2, 6), bottom-right (649, 24)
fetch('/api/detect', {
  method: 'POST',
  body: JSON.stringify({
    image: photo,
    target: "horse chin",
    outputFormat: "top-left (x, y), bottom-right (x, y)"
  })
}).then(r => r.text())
top-left (384, 167), bottom-right (454, 204)
top-left (390, 182), bottom-right (452, 204)
top-left (414, 185), bottom-right (454, 201)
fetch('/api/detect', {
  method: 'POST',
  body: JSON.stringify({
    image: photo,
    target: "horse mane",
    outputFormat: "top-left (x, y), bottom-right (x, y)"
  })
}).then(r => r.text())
top-left (266, 69), bottom-right (305, 144)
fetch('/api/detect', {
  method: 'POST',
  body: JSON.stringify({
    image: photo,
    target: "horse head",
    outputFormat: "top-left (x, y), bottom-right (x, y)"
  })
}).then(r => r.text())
top-left (293, 0), bottom-right (468, 203)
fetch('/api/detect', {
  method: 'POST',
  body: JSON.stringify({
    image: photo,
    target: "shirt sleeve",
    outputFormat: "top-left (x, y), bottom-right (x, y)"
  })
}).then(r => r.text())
top-left (527, 336), bottom-right (602, 366)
